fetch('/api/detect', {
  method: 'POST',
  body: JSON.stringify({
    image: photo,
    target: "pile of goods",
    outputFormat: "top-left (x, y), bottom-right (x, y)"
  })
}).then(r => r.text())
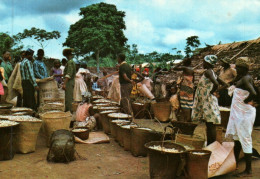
top-left (149, 145), bottom-right (182, 153)
top-left (0, 115), bottom-right (41, 122)
top-left (108, 113), bottom-right (132, 119)
top-left (0, 120), bottom-right (19, 127)
top-left (10, 107), bottom-right (34, 116)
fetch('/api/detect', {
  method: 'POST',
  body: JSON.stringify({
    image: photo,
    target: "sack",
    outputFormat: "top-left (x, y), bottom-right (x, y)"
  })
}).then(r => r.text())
top-left (47, 129), bottom-right (75, 163)
top-left (74, 116), bottom-right (96, 130)
top-left (76, 103), bottom-right (92, 122)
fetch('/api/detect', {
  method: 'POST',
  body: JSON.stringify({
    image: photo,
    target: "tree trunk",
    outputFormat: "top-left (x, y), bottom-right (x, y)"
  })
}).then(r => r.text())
top-left (96, 49), bottom-right (100, 73)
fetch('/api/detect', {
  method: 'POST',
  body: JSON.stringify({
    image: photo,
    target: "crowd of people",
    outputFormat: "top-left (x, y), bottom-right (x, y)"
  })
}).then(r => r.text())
top-left (0, 47), bottom-right (259, 177)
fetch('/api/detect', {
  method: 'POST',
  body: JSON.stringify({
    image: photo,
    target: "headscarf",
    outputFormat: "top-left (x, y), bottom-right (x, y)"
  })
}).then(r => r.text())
top-left (235, 57), bottom-right (250, 69)
top-left (204, 55), bottom-right (218, 65)
top-left (135, 68), bottom-right (140, 72)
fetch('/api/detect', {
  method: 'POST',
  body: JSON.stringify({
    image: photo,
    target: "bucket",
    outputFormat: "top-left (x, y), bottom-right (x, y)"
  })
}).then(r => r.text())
top-left (121, 124), bottom-right (137, 151)
top-left (152, 102), bottom-right (171, 122)
top-left (171, 121), bottom-right (197, 135)
top-left (99, 111), bottom-right (115, 134)
top-left (220, 109), bottom-right (230, 128)
top-left (9, 118), bottom-right (42, 154)
top-left (186, 149), bottom-right (212, 179)
top-left (175, 134), bottom-right (205, 149)
top-left (0, 121), bottom-right (19, 160)
top-left (0, 104), bottom-right (13, 115)
top-left (145, 141), bottom-right (186, 179)
top-left (132, 103), bottom-right (150, 119)
top-left (130, 127), bottom-right (162, 157)
top-left (40, 111), bottom-right (72, 147)
top-left (110, 120), bottom-right (130, 140)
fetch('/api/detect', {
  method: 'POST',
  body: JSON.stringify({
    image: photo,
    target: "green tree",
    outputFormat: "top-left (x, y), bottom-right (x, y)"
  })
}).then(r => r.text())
top-left (0, 32), bottom-right (23, 59)
top-left (63, 2), bottom-right (127, 72)
top-left (184, 36), bottom-right (200, 58)
top-left (14, 27), bottom-right (60, 49)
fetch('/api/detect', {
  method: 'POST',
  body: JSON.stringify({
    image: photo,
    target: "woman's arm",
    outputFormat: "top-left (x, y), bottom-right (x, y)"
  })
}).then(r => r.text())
top-left (243, 76), bottom-right (257, 103)
top-left (205, 69), bottom-right (219, 94)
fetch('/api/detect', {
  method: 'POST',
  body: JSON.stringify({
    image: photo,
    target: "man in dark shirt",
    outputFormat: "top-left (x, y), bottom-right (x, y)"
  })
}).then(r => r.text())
top-left (118, 53), bottom-right (133, 114)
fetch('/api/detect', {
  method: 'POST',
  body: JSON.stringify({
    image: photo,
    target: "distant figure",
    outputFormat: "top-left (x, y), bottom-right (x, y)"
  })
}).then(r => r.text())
top-left (173, 59), bottom-right (194, 122)
top-left (1, 51), bottom-right (13, 83)
top-left (74, 67), bottom-right (88, 102)
top-left (20, 49), bottom-right (39, 110)
top-left (62, 48), bottom-right (76, 112)
top-left (218, 57), bottom-right (237, 107)
top-left (60, 58), bottom-right (67, 74)
top-left (50, 59), bottom-right (63, 85)
top-left (118, 53), bottom-right (133, 114)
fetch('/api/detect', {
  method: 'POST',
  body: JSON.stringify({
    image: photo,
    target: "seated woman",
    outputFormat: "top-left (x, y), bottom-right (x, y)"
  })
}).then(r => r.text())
top-left (225, 57), bottom-right (257, 177)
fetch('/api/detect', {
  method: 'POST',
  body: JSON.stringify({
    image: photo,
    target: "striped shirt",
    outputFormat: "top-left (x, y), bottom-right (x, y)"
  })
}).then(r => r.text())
top-left (20, 59), bottom-right (37, 87)
top-left (33, 59), bottom-right (48, 79)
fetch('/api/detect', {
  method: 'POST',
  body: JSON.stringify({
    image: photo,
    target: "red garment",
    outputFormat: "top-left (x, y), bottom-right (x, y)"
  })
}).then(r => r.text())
top-left (0, 82), bottom-right (4, 95)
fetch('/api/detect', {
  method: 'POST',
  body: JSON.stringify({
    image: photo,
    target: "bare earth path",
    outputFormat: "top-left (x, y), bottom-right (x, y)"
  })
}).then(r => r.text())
top-left (0, 132), bottom-right (259, 179)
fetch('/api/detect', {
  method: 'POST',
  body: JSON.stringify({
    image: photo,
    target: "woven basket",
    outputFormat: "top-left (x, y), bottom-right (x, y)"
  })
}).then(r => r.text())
top-left (171, 121), bottom-right (197, 135)
top-left (152, 102), bottom-right (171, 122)
top-left (40, 111), bottom-right (72, 147)
top-left (0, 123), bottom-right (19, 161)
top-left (175, 134), bottom-right (205, 149)
top-left (186, 150), bottom-right (212, 179)
top-left (12, 120), bottom-right (42, 153)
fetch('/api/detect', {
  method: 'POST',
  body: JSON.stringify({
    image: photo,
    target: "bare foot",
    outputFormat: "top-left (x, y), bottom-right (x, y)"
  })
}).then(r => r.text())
top-left (235, 170), bottom-right (252, 178)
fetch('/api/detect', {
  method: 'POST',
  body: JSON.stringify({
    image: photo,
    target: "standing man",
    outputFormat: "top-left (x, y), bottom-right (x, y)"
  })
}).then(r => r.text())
top-left (218, 58), bottom-right (237, 106)
top-left (20, 49), bottom-right (39, 110)
top-left (33, 49), bottom-right (48, 108)
top-left (33, 49), bottom-right (48, 79)
top-left (1, 51), bottom-right (13, 83)
top-left (16, 51), bottom-right (26, 107)
top-left (118, 53), bottom-right (133, 115)
top-left (173, 59), bottom-right (194, 122)
top-left (62, 48), bottom-right (76, 112)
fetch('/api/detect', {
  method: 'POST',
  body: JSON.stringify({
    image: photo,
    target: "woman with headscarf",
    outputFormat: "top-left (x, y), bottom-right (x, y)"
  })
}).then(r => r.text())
top-left (225, 57), bottom-right (257, 177)
top-left (62, 48), bottom-right (76, 112)
top-left (73, 62), bottom-right (88, 102)
top-left (192, 55), bottom-right (227, 145)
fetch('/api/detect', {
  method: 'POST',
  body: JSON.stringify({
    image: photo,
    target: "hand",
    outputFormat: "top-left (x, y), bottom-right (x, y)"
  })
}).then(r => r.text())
top-left (130, 80), bottom-right (135, 85)
top-left (62, 84), bottom-right (66, 90)
top-left (35, 86), bottom-right (39, 91)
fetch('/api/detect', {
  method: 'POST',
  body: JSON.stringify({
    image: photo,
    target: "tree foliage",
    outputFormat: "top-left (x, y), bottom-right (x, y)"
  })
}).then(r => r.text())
top-left (14, 27), bottom-right (60, 49)
top-left (63, 2), bottom-right (127, 72)
top-left (0, 32), bottom-right (23, 59)
top-left (184, 36), bottom-right (200, 58)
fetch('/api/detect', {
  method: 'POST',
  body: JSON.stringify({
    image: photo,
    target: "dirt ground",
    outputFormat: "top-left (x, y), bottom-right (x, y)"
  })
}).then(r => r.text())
top-left (1, 130), bottom-right (260, 179)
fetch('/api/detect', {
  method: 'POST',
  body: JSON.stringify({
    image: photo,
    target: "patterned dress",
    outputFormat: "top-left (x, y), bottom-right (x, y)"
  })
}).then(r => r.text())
top-left (179, 75), bottom-right (194, 109)
top-left (192, 70), bottom-right (221, 124)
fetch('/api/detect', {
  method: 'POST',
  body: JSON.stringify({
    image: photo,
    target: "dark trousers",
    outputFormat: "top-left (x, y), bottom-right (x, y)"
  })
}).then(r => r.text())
top-left (16, 93), bottom-right (23, 107)
top-left (206, 122), bottom-right (216, 145)
top-left (120, 83), bottom-right (133, 115)
top-left (22, 80), bottom-right (36, 111)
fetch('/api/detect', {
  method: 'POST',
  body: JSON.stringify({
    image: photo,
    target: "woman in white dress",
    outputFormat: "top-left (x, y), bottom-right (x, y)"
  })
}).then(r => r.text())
top-left (225, 57), bottom-right (257, 177)
top-left (74, 67), bottom-right (88, 102)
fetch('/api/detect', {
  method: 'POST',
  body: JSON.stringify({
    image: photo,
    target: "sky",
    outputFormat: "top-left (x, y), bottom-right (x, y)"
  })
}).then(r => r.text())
top-left (1, 0), bottom-right (260, 59)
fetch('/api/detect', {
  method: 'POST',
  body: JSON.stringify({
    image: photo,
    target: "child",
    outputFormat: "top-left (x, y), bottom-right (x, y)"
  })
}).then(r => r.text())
top-left (50, 59), bottom-right (63, 85)
top-left (169, 83), bottom-right (179, 121)
top-left (92, 77), bottom-right (100, 91)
